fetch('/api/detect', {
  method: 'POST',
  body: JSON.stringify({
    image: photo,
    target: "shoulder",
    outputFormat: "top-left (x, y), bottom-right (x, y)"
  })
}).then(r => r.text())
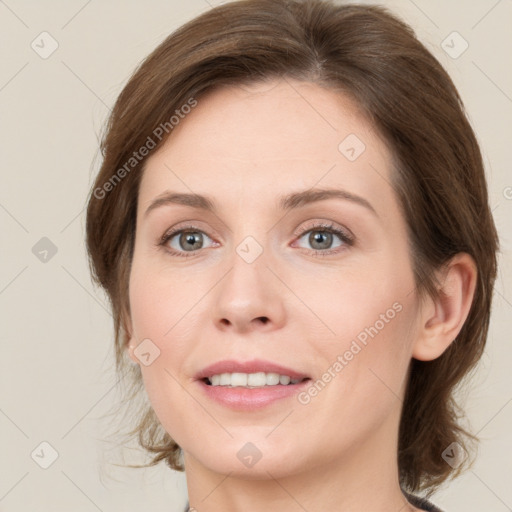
top-left (186, 496), bottom-right (445, 512)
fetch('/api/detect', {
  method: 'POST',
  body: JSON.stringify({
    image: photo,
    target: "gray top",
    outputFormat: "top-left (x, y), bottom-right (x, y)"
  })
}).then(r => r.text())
top-left (184, 493), bottom-right (444, 511)
top-left (403, 491), bottom-right (445, 512)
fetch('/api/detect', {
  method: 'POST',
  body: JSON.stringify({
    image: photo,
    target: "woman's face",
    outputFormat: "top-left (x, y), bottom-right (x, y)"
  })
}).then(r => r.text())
top-left (128, 79), bottom-right (423, 478)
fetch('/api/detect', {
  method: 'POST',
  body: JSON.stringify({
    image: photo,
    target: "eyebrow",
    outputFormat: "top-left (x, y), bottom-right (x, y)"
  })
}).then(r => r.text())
top-left (145, 191), bottom-right (216, 217)
top-left (144, 187), bottom-right (378, 217)
top-left (278, 188), bottom-right (377, 217)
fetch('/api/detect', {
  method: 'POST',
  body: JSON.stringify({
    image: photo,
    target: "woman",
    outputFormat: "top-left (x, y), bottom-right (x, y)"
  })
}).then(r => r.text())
top-left (86, 1), bottom-right (499, 510)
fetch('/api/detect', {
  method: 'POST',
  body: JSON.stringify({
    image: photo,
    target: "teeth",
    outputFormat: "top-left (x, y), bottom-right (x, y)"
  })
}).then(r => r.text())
top-left (207, 372), bottom-right (304, 387)
top-left (248, 372), bottom-right (267, 386)
top-left (231, 372), bottom-right (247, 386)
top-left (279, 375), bottom-right (291, 385)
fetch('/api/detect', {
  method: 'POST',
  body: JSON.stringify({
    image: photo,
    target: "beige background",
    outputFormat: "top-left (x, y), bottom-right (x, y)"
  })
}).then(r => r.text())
top-left (1, 1), bottom-right (511, 511)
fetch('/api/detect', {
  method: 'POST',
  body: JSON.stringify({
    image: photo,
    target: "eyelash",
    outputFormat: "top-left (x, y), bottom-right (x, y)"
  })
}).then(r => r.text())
top-left (158, 222), bottom-right (354, 258)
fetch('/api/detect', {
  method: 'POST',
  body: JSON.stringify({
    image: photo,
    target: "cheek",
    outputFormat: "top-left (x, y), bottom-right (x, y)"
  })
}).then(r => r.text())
top-left (289, 253), bottom-right (415, 349)
top-left (128, 259), bottom-right (203, 342)
top-left (291, 294), bottom-right (417, 457)
top-left (289, 256), bottom-right (418, 405)
top-left (128, 268), bottom-right (199, 443)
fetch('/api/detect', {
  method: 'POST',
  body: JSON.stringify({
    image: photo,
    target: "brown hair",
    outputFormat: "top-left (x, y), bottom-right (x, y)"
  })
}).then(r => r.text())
top-left (86, 0), bottom-right (499, 496)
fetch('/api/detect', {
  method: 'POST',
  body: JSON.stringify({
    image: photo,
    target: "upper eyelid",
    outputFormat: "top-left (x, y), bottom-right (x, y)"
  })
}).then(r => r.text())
top-left (162, 220), bottom-right (348, 236)
top-left (295, 221), bottom-right (352, 237)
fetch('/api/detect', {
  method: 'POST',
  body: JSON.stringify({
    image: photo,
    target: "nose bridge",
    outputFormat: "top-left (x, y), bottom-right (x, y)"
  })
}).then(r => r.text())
top-left (212, 229), bottom-right (284, 331)
top-left (225, 234), bottom-right (269, 306)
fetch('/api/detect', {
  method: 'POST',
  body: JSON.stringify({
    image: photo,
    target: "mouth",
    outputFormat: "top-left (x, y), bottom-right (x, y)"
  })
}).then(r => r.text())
top-left (195, 358), bottom-right (311, 385)
top-left (194, 359), bottom-right (312, 409)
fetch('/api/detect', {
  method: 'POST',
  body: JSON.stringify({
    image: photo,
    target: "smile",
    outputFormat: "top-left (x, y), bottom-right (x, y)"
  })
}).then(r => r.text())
top-left (205, 372), bottom-right (307, 387)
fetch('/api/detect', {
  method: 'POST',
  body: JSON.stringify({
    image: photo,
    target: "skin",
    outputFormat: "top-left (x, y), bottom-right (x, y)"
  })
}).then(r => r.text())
top-left (126, 79), bottom-right (477, 512)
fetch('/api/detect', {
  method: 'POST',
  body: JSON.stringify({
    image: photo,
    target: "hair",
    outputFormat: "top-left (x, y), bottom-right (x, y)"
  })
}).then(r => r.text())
top-left (85, 0), bottom-right (499, 497)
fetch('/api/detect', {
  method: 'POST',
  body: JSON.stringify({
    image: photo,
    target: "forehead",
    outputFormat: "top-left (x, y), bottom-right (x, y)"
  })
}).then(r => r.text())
top-left (138, 79), bottom-right (395, 216)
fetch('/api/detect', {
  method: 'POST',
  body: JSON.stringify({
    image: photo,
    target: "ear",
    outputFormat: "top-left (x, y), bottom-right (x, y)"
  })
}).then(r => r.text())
top-left (121, 311), bottom-right (140, 365)
top-left (412, 253), bottom-right (477, 361)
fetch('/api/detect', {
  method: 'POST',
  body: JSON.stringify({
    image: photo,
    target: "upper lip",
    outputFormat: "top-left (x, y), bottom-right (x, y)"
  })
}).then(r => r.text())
top-left (195, 359), bottom-right (310, 381)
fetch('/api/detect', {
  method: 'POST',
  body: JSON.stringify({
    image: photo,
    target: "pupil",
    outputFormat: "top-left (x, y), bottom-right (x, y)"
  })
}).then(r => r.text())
top-left (310, 231), bottom-right (332, 250)
top-left (181, 231), bottom-right (202, 250)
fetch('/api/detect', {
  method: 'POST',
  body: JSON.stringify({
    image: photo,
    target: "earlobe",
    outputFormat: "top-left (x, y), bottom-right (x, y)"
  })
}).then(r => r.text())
top-left (122, 315), bottom-right (140, 366)
top-left (126, 341), bottom-right (139, 365)
top-left (412, 253), bottom-right (477, 361)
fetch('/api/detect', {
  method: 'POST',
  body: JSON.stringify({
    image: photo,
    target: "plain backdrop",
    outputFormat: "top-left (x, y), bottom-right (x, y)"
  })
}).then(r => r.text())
top-left (1, 1), bottom-right (511, 511)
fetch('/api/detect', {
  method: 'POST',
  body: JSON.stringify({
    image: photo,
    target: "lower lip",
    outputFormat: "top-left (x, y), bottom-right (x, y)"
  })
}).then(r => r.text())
top-left (197, 379), bottom-right (311, 410)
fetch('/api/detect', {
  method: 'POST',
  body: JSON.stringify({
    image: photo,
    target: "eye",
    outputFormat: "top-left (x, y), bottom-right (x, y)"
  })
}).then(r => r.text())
top-left (294, 222), bottom-right (354, 254)
top-left (160, 225), bottom-right (216, 257)
top-left (159, 221), bottom-right (354, 258)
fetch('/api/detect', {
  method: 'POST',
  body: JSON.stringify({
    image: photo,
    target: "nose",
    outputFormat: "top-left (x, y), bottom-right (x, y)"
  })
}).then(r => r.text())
top-left (212, 248), bottom-right (286, 334)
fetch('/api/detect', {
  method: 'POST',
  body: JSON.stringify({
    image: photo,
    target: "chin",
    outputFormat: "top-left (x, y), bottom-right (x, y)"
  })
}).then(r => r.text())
top-left (183, 440), bottom-right (309, 478)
